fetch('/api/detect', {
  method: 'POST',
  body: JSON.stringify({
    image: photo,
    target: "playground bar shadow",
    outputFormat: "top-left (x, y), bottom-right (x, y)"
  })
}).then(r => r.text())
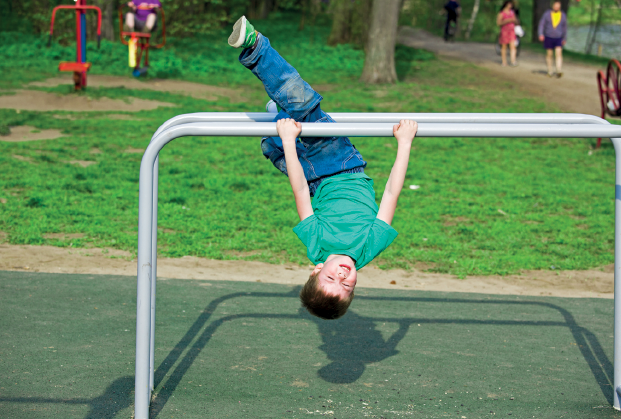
top-left (0, 270), bottom-right (617, 418)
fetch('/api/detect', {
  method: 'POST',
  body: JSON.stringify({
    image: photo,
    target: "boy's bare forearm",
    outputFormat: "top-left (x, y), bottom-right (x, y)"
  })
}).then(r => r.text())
top-left (283, 143), bottom-right (309, 194)
top-left (377, 120), bottom-right (417, 225)
top-left (384, 143), bottom-right (411, 197)
top-left (283, 144), bottom-right (313, 220)
top-left (276, 118), bottom-right (314, 221)
top-left (377, 144), bottom-right (411, 224)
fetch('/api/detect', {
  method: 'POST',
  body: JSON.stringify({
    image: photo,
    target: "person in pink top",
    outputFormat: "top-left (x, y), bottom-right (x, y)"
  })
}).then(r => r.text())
top-left (496, 0), bottom-right (518, 67)
top-left (125, 0), bottom-right (161, 33)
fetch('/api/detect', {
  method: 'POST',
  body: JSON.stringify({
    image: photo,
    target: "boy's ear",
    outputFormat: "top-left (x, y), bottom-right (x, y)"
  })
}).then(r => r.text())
top-left (312, 263), bottom-right (323, 275)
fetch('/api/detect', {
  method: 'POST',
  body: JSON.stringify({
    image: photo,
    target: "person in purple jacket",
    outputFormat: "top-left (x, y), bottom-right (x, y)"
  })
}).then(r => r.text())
top-left (125, 0), bottom-right (161, 33)
top-left (538, 0), bottom-right (567, 78)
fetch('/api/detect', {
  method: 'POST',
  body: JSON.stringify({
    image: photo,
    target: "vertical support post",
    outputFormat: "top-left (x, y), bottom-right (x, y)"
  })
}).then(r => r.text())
top-left (135, 151), bottom-right (155, 419)
top-left (614, 137), bottom-right (621, 410)
top-left (149, 156), bottom-right (159, 393)
top-left (75, 6), bottom-right (82, 64)
top-left (136, 118), bottom-right (621, 415)
top-left (80, 10), bottom-right (87, 87)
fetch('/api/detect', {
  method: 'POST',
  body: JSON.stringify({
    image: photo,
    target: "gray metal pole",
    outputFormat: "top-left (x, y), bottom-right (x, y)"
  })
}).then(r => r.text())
top-left (614, 137), bottom-right (621, 410)
top-left (135, 156), bottom-right (154, 419)
top-left (137, 119), bottom-right (621, 418)
top-left (145, 122), bottom-right (621, 139)
top-left (151, 112), bottom-right (609, 140)
top-left (149, 156), bottom-right (159, 394)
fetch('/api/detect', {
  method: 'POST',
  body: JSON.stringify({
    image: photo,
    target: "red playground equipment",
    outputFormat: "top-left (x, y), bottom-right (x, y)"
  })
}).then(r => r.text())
top-left (118, 3), bottom-right (166, 77)
top-left (48, 0), bottom-right (102, 90)
top-left (597, 59), bottom-right (621, 148)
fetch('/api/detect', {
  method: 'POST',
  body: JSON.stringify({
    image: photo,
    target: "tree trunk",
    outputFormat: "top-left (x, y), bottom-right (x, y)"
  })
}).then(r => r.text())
top-left (88, 0), bottom-right (115, 41)
top-left (532, 0), bottom-right (570, 42)
top-left (299, 0), bottom-right (307, 31)
top-left (586, 0), bottom-right (604, 54)
top-left (465, 0), bottom-right (480, 40)
top-left (249, 0), bottom-right (273, 20)
top-left (351, 0), bottom-right (373, 48)
top-left (327, 0), bottom-right (353, 45)
top-left (359, 0), bottom-right (400, 84)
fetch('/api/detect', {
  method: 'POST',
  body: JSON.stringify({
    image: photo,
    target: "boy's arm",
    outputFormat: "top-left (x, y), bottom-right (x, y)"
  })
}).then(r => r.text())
top-left (377, 120), bottom-right (418, 226)
top-left (277, 119), bottom-right (314, 221)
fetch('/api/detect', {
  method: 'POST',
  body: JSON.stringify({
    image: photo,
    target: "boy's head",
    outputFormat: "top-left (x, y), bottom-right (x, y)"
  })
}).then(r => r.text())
top-left (552, 1), bottom-right (561, 11)
top-left (299, 255), bottom-right (357, 320)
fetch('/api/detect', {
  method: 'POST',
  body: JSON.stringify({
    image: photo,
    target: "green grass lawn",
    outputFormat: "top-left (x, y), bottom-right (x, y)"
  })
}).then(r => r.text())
top-left (0, 15), bottom-right (616, 277)
top-left (0, 270), bottom-right (617, 418)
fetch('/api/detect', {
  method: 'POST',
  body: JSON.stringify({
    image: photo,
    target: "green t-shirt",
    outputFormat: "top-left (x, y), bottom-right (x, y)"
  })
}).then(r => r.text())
top-left (292, 173), bottom-right (398, 270)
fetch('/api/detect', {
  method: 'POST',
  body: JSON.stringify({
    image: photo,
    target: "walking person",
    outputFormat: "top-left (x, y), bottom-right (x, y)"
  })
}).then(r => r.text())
top-left (443, 0), bottom-right (461, 42)
top-left (497, 1), bottom-right (518, 67)
top-left (538, 0), bottom-right (567, 78)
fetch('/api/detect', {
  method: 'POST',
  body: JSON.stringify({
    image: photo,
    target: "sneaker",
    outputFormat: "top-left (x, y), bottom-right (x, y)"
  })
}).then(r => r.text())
top-left (228, 16), bottom-right (257, 49)
top-left (266, 100), bottom-right (279, 113)
top-left (556, 72), bottom-right (563, 79)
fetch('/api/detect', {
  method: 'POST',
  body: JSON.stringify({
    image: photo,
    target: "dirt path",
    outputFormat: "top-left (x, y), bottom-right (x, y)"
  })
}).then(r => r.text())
top-left (0, 75), bottom-right (246, 114)
top-left (0, 89), bottom-right (176, 113)
top-left (397, 27), bottom-right (602, 116)
top-left (0, 125), bottom-right (64, 142)
top-left (28, 75), bottom-right (247, 103)
top-left (0, 244), bottom-right (612, 299)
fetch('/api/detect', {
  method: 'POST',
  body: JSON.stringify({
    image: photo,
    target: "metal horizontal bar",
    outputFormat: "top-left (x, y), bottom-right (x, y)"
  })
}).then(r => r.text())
top-left (151, 112), bottom-right (608, 141)
top-left (136, 114), bottom-right (621, 419)
top-left (148, 122), bottom-right (621, 143)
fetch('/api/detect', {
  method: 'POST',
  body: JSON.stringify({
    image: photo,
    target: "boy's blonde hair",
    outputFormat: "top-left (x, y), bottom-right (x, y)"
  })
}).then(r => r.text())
top-left (299, 271), bottom-right (354, 320)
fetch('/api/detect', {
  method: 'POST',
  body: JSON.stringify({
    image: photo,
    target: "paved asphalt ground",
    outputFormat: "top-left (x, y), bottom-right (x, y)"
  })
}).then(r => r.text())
top-left (0, 270), bottom-right (618, 418)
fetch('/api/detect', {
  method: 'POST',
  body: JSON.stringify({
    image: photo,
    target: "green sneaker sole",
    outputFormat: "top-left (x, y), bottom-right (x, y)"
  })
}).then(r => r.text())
top-left (228, 16), bottom-right (256, 49)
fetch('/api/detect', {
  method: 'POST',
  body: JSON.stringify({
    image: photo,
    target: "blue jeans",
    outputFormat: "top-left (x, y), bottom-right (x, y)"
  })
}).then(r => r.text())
top-left (238, 35), bottom-right (367, 196)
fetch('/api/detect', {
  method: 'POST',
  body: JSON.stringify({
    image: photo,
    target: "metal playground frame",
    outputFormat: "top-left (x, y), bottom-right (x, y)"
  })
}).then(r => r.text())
top-left (135, 112), bottom-right (621, 418)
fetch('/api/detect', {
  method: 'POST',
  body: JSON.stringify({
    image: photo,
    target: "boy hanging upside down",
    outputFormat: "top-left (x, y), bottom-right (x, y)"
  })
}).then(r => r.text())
top-left (229, 16), bottom-right (418, 320)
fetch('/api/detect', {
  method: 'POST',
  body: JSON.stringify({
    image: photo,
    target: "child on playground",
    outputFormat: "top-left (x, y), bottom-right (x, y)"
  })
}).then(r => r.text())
top-left (229, 16), bottom-right (418, 320)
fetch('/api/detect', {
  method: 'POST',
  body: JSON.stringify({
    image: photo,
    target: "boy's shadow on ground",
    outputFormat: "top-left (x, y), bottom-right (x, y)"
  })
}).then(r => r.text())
top-left (147, 288), bottom-right (612, 417)
top-left (302, 308), bottom-right (409, 384)
top-left (0, 376), bottom-right (133, 419)
top-left (2, 287), bottom-right (611, 419)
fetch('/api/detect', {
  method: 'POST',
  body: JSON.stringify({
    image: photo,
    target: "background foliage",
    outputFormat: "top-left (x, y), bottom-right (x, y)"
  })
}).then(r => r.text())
top-left (2, 0), bottom-right (616, 47)
top-left (0, 0), bottom-right (310, 40)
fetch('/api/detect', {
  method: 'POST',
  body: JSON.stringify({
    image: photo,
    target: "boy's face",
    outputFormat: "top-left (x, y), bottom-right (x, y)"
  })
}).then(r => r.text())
top-left (312, 256), bottom-right (357, 300)
top-left (552, 2), bottom-right (561, 11)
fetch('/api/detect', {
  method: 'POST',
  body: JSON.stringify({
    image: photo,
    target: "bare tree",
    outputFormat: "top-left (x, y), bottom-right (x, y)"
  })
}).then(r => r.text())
top-left (360, 0), bottom-right (401, 84)
top-left (586, 0), bottom-right (604, 54)
top-left (327, 0), bottom-right (372, 46)
top-left (248, 0), bottom-right (274, 20)
top-left (89, 0), bottom-right (115, 41)
top-left (300, 0), bottom-right (323, 45)
top-left (327, 0), bottom-right (354, 45)
top-left (465, 0), bottom-right (480, 40)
